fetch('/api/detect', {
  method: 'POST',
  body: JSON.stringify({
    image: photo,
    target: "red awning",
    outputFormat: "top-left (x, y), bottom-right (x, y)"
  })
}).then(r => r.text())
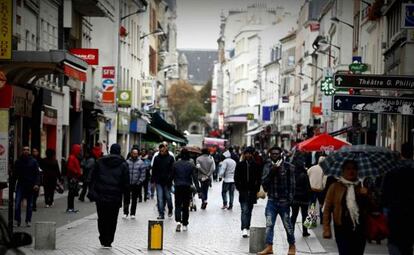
top-left (63, 62), bottom-right (87, 82)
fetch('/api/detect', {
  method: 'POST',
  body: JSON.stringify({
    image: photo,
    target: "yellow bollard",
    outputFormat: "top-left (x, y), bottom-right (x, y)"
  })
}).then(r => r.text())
top-left (148, 220), bottom-right (163, 250)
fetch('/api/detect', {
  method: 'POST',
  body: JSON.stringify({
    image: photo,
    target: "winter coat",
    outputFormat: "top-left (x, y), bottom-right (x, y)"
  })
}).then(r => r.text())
top-left (67, 144), bottom-right (82, 180)
top-left (382, 159), bottom-right (414, 244)
top-left (172, 159), bottom-right (199, 190)
top-left (14, 156), bottom-right (40, 189)
top-left (40, 158), bottom-right (61, 190)
top-left (196, 154), bottom-right (215, 181)
top-left (127, 157), bottom-right (146, 185)
top-left (151, 153), bottom-right (175, 186)
top-left (323, 182), bottom-right (369, 237)
top-left (262, 159), bottom-right (295, 203)
top-left (234, 159), bottom-right (261, 204)
top-left (307, 164), bottom-right (327, 192)
top-left (88, 154), bottom-right (129, 207)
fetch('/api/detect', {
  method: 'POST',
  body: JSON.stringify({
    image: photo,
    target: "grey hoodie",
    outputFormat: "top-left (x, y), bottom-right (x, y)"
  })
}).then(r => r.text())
top-left (196, 154), bottom-right (215, 181)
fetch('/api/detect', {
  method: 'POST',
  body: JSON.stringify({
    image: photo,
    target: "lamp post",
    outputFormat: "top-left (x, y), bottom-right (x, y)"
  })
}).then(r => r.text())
top-left (330, 17), bottom-right (354, 29)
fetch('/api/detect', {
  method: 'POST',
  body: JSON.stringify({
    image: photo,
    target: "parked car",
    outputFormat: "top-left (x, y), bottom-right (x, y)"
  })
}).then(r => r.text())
top-left (0, 215), bottom-right (32, 255)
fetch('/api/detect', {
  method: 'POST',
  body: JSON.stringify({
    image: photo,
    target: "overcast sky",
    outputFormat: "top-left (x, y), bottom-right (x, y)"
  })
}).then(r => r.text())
top-left (176, 0), bottom-right (302, 50)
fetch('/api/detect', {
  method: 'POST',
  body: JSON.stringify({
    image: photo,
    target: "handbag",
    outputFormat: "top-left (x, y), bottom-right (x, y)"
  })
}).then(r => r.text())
top-left (365, 212), bottom-right (389, 241)
top-left (256, 185), bottom-right (267, 199)
top-left (303, 203), bottom-right (318, 229)
top-left (56, 181), bottom-right (64, 194)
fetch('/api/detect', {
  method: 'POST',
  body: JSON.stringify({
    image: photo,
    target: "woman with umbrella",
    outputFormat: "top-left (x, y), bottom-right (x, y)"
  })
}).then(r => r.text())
top-left (322, 159), bottom-right (370, 255)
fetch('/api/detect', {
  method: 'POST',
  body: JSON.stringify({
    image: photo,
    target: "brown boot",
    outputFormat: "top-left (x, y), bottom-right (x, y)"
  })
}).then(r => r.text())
top-left (257, 244), bottom-right (273, 255)
top-left (287, 244), bottom-right (296, 255)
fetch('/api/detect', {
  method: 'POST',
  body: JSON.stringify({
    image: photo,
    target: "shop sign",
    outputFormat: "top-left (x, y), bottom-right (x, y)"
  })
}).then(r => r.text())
top-left (117, 112), bottom-right (130, 134)
top-left (43, 105), bottom-right (57, 125)
top-left (101, 66), bottom-right (116, 112)
top-left (102, 66), bottom-right (115, 79)
top-left (118, 90), bottom-right (131, 107)
top-left (0, 109), bottom-right (8, 182)
top-left (69, 48), bottom-right (99, 65)
top-left (13, 87), bottom-right (33, 117)
top-left (0, 0), bottom-right (12, 60)
top-left (247, 113), bottom-right (254, 120)
top-left (218, 112), bottom-right (224, 131)
top-left (402, 4), bottom-right (414, 28)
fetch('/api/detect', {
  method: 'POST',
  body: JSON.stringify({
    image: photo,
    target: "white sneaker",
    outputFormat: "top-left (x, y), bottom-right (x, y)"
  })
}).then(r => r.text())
top-left (242, 229), bottom-right (248, 238)
top-left (122, 214), bottom-right (128, 219)
top-left (182, 225), bottom-right (188, 231)
top-left (130, 215), bottom-right (136, 219)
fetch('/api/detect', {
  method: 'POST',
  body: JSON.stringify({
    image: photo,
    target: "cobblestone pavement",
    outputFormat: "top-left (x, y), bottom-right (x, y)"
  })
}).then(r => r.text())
top-left (19, 181), bottom-right (387, 255)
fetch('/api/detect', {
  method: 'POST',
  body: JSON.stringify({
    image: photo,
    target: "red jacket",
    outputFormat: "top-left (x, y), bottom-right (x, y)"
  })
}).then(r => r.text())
top-left (67, 144), bottom-right (82, 179)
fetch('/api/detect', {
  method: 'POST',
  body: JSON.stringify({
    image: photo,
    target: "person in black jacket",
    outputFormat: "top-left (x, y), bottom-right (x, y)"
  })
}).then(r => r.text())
top-left (40, 149), bottom-right (62, 208)
top-left (290, 153), bottom-right (311, 237)
top-left (151, 144), bottom-right (175, 219)
top-left (87, 144), bottom-right (129, 248)
top-left (234, 146), bottom-right (261, 238)
top-left (14, 145), bottom-right (40, 227)
top-left (171, 148), bottom-right (200, 232)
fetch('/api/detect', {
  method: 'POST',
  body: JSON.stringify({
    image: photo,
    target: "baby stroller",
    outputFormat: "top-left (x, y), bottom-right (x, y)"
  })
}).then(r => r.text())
top-left (189, 185), bottom-right (197, 211)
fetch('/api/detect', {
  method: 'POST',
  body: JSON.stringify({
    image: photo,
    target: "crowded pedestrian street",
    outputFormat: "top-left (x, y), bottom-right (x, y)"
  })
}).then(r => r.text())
top-left (4, 180), bottom-right (386, 255)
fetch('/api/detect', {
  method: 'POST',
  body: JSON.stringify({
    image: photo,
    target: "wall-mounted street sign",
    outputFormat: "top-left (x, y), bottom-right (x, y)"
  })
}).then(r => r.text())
top-left (348, 63), bottom-right (368, 73)
top-left (332, 94), bottom-right (414, 115)
top-left (334, 74), bottom-right (414, 90)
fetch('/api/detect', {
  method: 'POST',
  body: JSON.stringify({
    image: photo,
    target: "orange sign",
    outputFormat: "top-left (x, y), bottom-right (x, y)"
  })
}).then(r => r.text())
top-left (0, 0), bottom-right (12, 60)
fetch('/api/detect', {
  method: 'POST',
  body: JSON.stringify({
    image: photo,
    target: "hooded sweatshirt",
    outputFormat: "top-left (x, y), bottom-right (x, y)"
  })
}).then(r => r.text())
top-left (196, 154), bottom-right (215, 181)
top-left (67, 144), bottom-right (82, 179)
top-left (219, 151), bottom-right (236, 183)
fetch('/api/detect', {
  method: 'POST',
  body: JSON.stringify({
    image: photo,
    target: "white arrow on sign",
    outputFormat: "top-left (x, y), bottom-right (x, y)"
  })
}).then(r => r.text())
top-left (336, 77), bottom-right (343, 85)
top-left (335, 99), bottom-right (342, 107)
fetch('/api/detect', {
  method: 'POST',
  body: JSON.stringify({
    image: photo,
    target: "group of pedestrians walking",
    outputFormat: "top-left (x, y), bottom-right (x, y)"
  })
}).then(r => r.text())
top-left (12, 140), bottom-right (414, 255)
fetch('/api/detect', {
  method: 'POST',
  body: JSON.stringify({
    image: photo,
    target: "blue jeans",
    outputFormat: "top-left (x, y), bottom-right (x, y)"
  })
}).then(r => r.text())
top-left (15, 184), bottom-right (34, 224)
top-left (222, 182), bottom-right (235, 207)
top-left (265, 199), bottom-right (295, 245)
top-left (156, 184), bottom-right (173, 217)
top-left (240, 201), bottom-right (254, 230)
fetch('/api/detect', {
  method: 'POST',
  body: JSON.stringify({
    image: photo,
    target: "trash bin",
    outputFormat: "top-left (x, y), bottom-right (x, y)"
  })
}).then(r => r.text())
top-left (148, 220), bottom-right (163, 250)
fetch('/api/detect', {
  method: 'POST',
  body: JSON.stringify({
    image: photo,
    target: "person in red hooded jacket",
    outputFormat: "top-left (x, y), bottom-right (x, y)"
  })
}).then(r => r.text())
top-left (66, 144), bottom-right (82, 213)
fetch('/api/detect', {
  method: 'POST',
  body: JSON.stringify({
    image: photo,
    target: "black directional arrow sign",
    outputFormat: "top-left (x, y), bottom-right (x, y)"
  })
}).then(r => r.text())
top-left (334, 74), bottom-right (414, 90)
top-left (332, 95), bottom-right (414, 115)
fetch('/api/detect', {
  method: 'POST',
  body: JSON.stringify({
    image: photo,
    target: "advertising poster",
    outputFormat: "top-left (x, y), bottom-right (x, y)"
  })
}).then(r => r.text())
top-left (0, 110), bottom-right (9, 182)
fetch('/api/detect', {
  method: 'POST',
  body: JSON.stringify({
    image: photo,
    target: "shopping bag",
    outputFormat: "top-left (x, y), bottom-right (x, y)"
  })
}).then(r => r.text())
top-left (303, 203), bottom-right (318, 229)
top-left (56, 181), bottom-right (64, 194)
top-left (256, 185), bottom-right (267, 199)
top-left (365, 212), bottom-right (389, 241)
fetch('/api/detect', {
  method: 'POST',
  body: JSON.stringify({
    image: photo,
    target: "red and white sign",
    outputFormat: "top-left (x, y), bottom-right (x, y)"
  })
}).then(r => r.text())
top-left (211, 89), bottom-right (217, 103)
top-left (102, 66), bottom-right (116, 79)
top-left (70, 48), bottom-right (99, 65)
top-left (64, 62), bottom-right (87, 82)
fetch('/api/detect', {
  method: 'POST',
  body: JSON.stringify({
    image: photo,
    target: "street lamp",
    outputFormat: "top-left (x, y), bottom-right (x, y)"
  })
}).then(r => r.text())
top-left (140, 28), bottom-right (166, 40)
top-left (330, 17), bottom-right (354, 29)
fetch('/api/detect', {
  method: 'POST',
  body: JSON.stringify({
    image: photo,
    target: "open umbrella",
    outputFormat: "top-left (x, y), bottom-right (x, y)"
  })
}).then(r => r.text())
top-left (319, 144), bottom-right (399, 178)
top-left (183, 146), bottom-right (202, 155)
top-left (297, 133), bottom-right (350, 152)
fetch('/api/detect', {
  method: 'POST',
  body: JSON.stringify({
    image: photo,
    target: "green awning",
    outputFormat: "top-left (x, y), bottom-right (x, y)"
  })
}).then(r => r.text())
top-left (147, 125), bottom-right (187, 144)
